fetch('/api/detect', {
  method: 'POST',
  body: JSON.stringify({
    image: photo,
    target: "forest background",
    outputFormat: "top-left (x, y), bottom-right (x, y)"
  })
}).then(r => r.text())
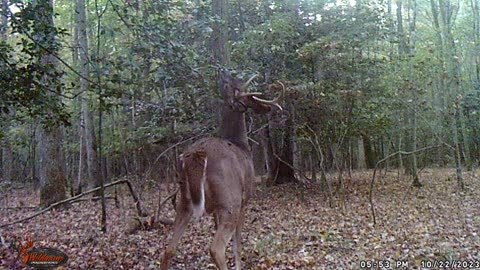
top-left (0, 0), bottom-right (479, 268)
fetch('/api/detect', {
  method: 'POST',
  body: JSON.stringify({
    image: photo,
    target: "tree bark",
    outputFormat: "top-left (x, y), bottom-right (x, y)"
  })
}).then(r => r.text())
top-left (1, 0), bottom-right (9, 183)
top-left (357, 136), bottom-right (367, 169)
top-left (274, 100), bottom-right (296, 184)
top-left (212, 0), bottom-right (230, 66)
top-left (396, 0), bottom-right (407, 55)
top-left (76, 113), bottom-right (87, 195)
top-left (362, 135), bottom-right (376, 169)
top-left (1, 129), bottom-right (12, 183)
top-left (76, 0), bottom-right (102, 193)
top-left (33, 0), bottom-right (67, 207)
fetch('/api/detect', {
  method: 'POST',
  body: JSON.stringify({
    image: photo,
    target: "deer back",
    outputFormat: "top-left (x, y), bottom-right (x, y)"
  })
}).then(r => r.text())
top-left (180, 137), bottom-right (254, 215)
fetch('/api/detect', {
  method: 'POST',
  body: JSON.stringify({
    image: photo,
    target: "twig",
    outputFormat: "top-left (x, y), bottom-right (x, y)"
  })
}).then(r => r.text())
top-left (159, 188), bottom-right (179, 209)
top-left (369, 145), bottom-right (440, 225)
top-left (155, 188), bottom-right (179, 222)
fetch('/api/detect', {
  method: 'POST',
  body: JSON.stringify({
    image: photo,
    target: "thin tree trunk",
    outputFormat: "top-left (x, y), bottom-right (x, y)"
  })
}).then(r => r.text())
top-left (76, 113), bottom-right (86, 195)
top-left (436, 0), bottom-right (464, 188)
top-left (264, 120), bottom-right (277, 185)
top-left (411, 109), bottom-right (421, 186)
top-left (452, 109), bottom-right (464, 189)
top-left (357, 136), bottom-right (367, 169)
top-left (76, 0), bottom-right (102, 192)
top-left (458, 105), bottom-right (471, 169)
top-left (1, 129), bottom-right (12, 183)
top-left (1, 0), bottom-right (10, 183)
top-left (309, 154), bottom-right (317, 182)
top-left (396, 0), bottom-right (407, 55)
top-left (212, 0), bottom-right (230, 66)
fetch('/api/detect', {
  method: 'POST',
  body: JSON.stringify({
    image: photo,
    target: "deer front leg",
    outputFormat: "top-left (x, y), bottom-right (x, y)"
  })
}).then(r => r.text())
top-left (160, 208), bottom-right (192, 270)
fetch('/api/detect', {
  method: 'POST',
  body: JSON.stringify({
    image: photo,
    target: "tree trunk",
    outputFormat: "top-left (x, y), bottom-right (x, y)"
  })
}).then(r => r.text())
top-left (363, 135), bottom-right (376, 169)
top-left (458, 105), bottom-right (471, 169)
top-left (1, 129), bottom-right (12, 183)
top-left (432, 0), bottom-right (464, 188)
top-left (1, 0), bottom-right (9, 183)
top-left (38, 126), bottom-right (67, 207)
top-left (76, 113), bottom-right (87, 195)
top-left (76, 0), bottom-right (102, 193)
top-left (411, 110), bottom-right (421, 187)
top-left (356, 136), bottom-right (367, 169)
top-left (34, 0), bottom-right (67, 207)
top-left (264, 118), bottom-right (277, 185)
top-left (274, 100), bottom-right (296, 184)
top-left (452, 108), bottom-right (464, 189)
top-left (396, 0), bottom-right (407, 55)
top-left (309, 154), bottom-right (317, 182)
top-left (212, 0), bottom-right (230, 66)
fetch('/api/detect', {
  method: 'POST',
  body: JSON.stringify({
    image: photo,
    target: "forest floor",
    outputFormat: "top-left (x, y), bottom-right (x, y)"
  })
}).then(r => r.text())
top-left (1, 169), bottom-right (479, 270)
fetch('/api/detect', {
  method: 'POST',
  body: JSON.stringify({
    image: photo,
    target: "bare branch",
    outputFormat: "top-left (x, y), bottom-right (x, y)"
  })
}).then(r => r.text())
top-left (369, 145), bottom-right (441, 225)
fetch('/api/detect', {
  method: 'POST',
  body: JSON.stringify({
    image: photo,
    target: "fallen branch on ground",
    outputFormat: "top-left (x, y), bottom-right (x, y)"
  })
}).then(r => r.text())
top-left (0, 179), bottom-right (146, 228)
top-left (70, 196), bottom-right (114, 203)
top-left (0, 206), bottom-right (38, 210)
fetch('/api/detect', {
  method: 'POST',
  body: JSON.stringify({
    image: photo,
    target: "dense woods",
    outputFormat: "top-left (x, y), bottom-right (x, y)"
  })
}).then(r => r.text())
top-left (1, 0), bottom-right (479, 269)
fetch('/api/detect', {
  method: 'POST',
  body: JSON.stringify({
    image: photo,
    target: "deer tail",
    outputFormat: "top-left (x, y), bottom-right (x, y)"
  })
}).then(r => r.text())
top-left (180, 150), bottom-right (208, 220)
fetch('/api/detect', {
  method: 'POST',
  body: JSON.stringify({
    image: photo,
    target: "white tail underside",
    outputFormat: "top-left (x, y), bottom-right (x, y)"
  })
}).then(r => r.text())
top-left (192, 157), bottom-right (208, 220)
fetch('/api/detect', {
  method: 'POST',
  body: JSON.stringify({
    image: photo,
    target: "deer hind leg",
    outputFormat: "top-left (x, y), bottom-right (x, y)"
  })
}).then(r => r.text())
top-left (160, 208), bottom-right (192, 270)
top-left (210, 212), bottom-right (237, 270)
top-left (232, 209), bottom-right (245, 270)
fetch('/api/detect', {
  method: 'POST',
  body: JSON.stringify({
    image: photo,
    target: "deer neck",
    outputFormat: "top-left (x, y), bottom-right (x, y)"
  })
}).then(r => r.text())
top-left (218, 104), bottom-right (250, 152)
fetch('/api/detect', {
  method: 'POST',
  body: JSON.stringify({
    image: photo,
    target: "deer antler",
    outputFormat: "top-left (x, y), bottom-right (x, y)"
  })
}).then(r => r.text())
top-left (241, 74), bottom-right (258, 90)
top-left (237, 79), bottom-right (285, 104)
top-left (236, 74), bottom-right (262, 98)
top-left (251, 81), bottom-right (285, 110)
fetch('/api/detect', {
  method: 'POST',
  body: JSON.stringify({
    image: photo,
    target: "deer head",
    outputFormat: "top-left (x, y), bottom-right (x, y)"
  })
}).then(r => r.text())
top-left (219, 69), bottom-right (284, 114)
top-left (161, 71), bottom-right (284, 270)
top-left (217, 70), bottom-right (284, 152)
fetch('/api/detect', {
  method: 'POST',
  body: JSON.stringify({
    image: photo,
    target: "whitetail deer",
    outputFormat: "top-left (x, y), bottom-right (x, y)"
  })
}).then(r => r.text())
top-left (160, 70), bottom-right (284, 270)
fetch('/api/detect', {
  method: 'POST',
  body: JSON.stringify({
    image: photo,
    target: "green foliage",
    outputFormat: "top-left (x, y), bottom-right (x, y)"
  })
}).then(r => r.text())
top-left (3, 0), bottom-right (480, 178)
top-left (0, 1), bottom-right (70, 126)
